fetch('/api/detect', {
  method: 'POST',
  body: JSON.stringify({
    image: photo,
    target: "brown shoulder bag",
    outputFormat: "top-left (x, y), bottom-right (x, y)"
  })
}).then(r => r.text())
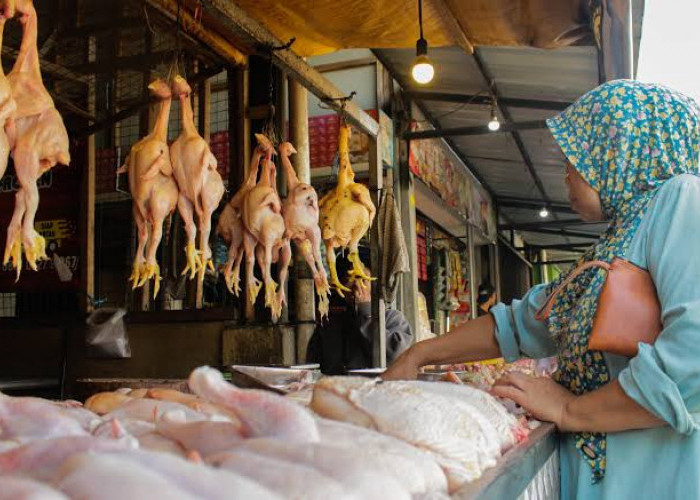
top-left (534, 257), bottom-right (662, 357)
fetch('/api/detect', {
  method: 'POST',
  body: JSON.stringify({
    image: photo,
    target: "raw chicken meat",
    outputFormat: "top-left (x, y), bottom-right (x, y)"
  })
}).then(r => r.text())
top-left (106, 448), bottom-right (283, 500)
top-left (4, 0), bottom-right (70, 277)
top-left (319, 123), bottom-right (376, 295)
top-left (117, 78), bottom-right (178, 298)
top-left (0, 476), bottom-right (68, 500)
top-left (279, 141), bottom-right (331, 318)
top-left (208, 448), bottom-right (357, 500)
top-left (84, 391), bottom-right (132, 415)
top-left (311, 376), bottom-right (502, 489)
top-left (222, 438), bottom-right (411, 500)
top-left (154, 410), bottom-right (244, 456)
top-left (0, 435), bottom-right (136, 480)
top-left (411, 380), bottom-right (523, 451)
top-left (188, 366), bottom-right (319, 442)
top-left (169, 75), bottom-right (225, 281)
top-left (316, 417), bottom-right (448, 495)
top-left (0, 394), bottom-right (89, 442)
top-left (55, 453), bottom-right (199, 500)
top-left (216, 142), bottom-right (270, 296)
top-left (103, 397), bottom-right (211, 424)
top-left (241, 134), bottom-right (291, 320)
top-left (0, 1), bottom-right (17, 182)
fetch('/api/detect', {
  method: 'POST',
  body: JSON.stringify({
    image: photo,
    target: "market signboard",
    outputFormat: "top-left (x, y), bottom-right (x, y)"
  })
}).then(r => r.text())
top-left (0, 164), bottom-right (82, 292)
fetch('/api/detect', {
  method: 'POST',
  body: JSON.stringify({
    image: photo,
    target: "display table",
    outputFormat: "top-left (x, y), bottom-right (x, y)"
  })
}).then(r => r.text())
top-left (455, 423), bottom-right (559, 499)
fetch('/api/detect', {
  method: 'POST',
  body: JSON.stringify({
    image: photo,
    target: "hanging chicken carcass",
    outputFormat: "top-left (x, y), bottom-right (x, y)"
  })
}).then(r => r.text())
top-left (319, 123), bottom-right (375, 295)
top-left (279, 142), bottom-right (330, 318)
top-left (241, 134), bottom-right (292, 321)
top-left (169, 75), bottom-right (225, 282)
top-left (216, 141), bottom-right (271, 296)
top-left (117, 79), bottom-right (178, 298)
top-left (0, 1), bottom-right (17, 182)
top-left (3, 0), bottom-right (70, 278)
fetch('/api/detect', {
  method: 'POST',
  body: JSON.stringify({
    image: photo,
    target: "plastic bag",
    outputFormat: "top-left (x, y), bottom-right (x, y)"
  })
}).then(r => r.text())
top-left (85, 308), bottom-right (131, 358)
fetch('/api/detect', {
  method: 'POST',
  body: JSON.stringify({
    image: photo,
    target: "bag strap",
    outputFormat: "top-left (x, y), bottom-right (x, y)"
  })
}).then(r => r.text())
top-left (534, 260), bottom-right (611, 321)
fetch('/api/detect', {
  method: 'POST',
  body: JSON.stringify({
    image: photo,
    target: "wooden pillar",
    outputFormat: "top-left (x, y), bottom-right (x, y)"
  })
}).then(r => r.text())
top-left (467, 225), bottom-right (478, 320)
top-left (193, 77), bottom-right (211, 309)
top-left (81, 32), bottom-right (96, 314)
top-left (288, 78), bottom-right (313, 365)
top-left (228, 66), bottom-right (253, 321)
top-left (397, 141), bottom-right (419, 339)
top-left (369, 135), bottom-right (386, 368)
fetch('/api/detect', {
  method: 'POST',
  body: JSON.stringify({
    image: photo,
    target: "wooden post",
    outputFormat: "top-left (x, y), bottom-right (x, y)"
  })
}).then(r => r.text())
top-left (227, 66), bottom-right (253, 320)
top-left (194, 77), bottom-right (211, 309)
top-left (467, 225), bottom-right (478, 320)
top-left (289, 78), bottom-right (313, 365)
top-left (369, 135), bottom-right (386, 368)
top-left (82, 32), bottom-right (96, 314)
top-left (397, 143), bottom-right (419, 339)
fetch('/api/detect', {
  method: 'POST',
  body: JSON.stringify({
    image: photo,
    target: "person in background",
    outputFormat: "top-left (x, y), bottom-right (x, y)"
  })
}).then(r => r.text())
top-left (383, 80), bottom-right (700, 499)
top-left (476, 283), bottom-right (496, 317)
top-left (306, 264), bottom-right (413, 374)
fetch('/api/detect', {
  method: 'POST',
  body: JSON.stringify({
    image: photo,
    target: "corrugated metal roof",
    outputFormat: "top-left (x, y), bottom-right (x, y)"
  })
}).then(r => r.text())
top-left (375, 43), bottom-right (604, 250)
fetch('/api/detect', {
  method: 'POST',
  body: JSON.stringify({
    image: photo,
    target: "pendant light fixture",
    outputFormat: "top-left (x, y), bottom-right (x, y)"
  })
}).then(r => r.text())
top-left (539, 207), bottom-right (550, 218)
top-left (487, 99), bottom-right (500, 131)
top-left (411, 0), bottom-right (434, 85)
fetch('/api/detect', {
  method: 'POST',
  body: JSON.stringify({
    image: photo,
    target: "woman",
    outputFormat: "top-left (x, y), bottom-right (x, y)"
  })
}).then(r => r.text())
top-left (384, 80), bottom-right (700, 499)
top-left (476, 283), bottom-right (496, 317)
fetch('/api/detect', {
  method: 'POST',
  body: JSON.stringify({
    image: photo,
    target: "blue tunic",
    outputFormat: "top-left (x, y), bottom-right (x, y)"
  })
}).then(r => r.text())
top-left (491, 175), bottom-right (700, 499)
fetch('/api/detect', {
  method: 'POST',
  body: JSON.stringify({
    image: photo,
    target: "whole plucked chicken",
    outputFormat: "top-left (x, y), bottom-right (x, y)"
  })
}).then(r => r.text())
top-left (216, 141), bottom-right (270, 296)
top-left (4, 0), bottom-right (70, 278)
top-left (169, 75), bottom-right (225, 282)
top-left (0, 0), bottom-right (17, 182)
top-left (279, 142), bottom-right (330, 318)
top-left (318, 123), bottom-right (375, 295)
top-left (117, 79), bottom-right (178, 298)
top-left (241, 135), bottom-right (291, 321)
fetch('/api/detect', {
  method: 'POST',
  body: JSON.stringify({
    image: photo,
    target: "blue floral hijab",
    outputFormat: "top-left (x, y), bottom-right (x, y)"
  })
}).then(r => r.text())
top-left (545, 80), bottom-right (700, 482)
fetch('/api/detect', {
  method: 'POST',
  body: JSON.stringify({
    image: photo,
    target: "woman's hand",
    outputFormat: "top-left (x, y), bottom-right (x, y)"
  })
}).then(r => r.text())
top-left (491, 372), bottom-right (576, 428)
top-left (382, 346), bottom-right (423, 381)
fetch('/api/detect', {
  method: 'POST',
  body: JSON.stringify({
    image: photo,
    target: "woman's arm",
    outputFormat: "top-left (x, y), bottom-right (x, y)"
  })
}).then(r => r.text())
top-left (491, 373), bottom-right (663, 432)
top-left (382, 315), bottom-right (500, 380)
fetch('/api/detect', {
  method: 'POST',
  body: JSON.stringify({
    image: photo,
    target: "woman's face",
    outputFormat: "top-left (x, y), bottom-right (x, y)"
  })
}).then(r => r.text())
top-left (565, 163), bottom-right (604, 221)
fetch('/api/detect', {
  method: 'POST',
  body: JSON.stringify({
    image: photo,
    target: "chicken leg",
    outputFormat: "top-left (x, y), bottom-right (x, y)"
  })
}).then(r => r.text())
top-left (4, 2), bottom-right (69, 276)
top-left (0, 8), bottom-right (16, 182)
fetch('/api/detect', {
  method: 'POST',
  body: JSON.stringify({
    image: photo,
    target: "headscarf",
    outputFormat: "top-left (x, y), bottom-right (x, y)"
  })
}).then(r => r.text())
top-left (545, 80), bottom-right (700, 482)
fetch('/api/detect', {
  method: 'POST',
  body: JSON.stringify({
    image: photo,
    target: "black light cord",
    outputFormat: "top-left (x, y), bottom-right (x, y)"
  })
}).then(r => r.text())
top-left (418, 0), bottom-right (424, 40)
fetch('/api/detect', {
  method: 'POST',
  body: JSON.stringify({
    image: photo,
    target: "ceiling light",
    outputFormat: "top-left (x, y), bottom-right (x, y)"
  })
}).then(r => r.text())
top-left (488, 105), bottom-right (500, 131)
top-left (539, 207), bottom-right (550, 218)
top-left (411, 0), bottom-right (434, 85)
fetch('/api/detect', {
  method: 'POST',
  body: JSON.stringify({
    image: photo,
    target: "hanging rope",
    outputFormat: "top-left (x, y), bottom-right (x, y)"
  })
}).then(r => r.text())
top-left (258, 37), bottom-right (296, 145)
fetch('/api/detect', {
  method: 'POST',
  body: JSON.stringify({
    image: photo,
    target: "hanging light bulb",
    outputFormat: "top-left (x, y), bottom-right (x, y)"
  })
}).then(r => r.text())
top-left (488, 104), bottom-right (500, 131)
top-left (411, 0), bottom-right (434, 85)
top-left (539, 207), bottom-right (550, 218)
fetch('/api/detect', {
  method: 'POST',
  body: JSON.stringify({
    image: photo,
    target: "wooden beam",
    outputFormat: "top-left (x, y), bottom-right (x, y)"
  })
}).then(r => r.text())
top-left (2, 47), bottom-right (89, 85)
top-left (403, 120), bottom-right (547, 140)
top-left (404, 91), bottom-right (571, 111)
top-left (199, 0), bottom-right (379, 138)
top-left (70, 50), bottom-right (178, 75)
top-left (518, 243), bottom-right (590, 250)
top-left (313, 56), bottom-right (377, 74)
top-left (144, 0), bottom-right (247, 66)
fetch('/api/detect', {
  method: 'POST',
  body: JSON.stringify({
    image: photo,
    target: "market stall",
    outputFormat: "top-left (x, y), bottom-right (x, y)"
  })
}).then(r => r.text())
top-left (0, 0), bottom-right (643, 498)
